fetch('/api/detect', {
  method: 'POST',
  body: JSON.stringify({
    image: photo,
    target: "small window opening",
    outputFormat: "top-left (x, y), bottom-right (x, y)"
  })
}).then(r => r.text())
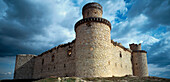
top-left (68, 50), bottom-right (72, 57)
top-left (64, 64), bottom-right (66, 68)
top-left (42, 59), bottom-right (44, 65)
top-left (120, 51), bottom-right (122, 58)
top-left (121, 64), bottom-right (123, 68)
top-left (51, 54), bottom-right (55, 62)
top-left (54, 66), bottom-right (55, 69)
top-left (136, 63), bottom-right (138, 65)
top-left (94, 12), bottom-right (97, 14)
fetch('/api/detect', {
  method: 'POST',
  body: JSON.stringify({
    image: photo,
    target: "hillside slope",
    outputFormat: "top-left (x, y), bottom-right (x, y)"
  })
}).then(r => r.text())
top-left (35, 76), bottom-right (170, 82)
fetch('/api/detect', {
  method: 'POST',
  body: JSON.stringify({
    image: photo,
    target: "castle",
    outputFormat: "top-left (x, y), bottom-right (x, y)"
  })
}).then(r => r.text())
top-left (14, 2), bottom-right (148, 79)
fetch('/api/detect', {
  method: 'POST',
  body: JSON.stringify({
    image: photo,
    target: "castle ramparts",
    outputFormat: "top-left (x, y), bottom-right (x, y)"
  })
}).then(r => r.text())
top-left (14, 2), bottom-right (148, 79)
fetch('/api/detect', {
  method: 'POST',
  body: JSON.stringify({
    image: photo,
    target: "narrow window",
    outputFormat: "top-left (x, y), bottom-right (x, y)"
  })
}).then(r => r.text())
top-left (51, 54), bottom-right (55, 62)
top-left (136, 63), bottom-right (137, 65)
top-left (42, 59), bottom-right (44, 65)
top-left (120, 51), bottom-right (122, 58)
top-left (64, 64), bottom-right (66, 68)
top-left (48, 68), bottom-right (50, 71)
top-left (68, 46), bottom-right (72, 57)
top-left (115, 63), bottom-right (117, 67)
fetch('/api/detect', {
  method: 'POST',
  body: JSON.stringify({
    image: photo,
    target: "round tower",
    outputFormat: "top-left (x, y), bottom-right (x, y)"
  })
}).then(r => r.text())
top-left (82, 2), bottom-right (102, 18)
top-left (75, 2), bottom-right (113, 77)
top-left (129, 43), bottom-right (148, 77)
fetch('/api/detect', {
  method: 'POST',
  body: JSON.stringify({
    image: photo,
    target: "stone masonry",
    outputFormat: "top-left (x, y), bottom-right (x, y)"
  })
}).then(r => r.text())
top-left (14, 2), bottom-right (148, 79)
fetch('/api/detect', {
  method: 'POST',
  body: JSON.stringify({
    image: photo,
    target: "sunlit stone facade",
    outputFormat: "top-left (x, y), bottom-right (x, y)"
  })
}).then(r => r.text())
top-left (14, 2), bottom-right (148, 79)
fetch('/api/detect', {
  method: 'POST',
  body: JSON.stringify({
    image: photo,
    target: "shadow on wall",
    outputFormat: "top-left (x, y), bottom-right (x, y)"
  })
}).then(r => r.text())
top-left (14, 55), bottom-right (35, 79)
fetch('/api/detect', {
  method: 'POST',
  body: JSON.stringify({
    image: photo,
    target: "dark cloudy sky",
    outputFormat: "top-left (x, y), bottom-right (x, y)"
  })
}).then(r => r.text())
top-left (0, 0), bottom-right (170, 79)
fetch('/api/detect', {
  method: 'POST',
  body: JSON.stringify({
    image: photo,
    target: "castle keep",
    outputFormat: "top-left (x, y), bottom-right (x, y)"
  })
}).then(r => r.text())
top-left (14, 2), bottom-right (148, 79)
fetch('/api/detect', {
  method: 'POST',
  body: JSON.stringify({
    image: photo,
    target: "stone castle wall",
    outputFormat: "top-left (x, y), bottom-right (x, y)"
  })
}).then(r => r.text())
top-left (33, 41), bottom-right (76, 79)
top-left (14, 41), bottom-right (148, 79)
top-left (14, 54), bottom-right (36, 79)
top-left (110, 44), bottom-right (133, 76)
top-left (14, 40), bottom-right (134, 79)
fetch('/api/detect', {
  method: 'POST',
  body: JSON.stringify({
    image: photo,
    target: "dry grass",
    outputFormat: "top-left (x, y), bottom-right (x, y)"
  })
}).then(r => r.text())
top-left (0, 76), bottom-right (169, 82)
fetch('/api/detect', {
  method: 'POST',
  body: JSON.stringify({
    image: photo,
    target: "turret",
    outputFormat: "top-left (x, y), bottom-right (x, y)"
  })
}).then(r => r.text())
top-left (75, 2), bottom-right (112, 77)
top-left (129, 43), bottom-right (141, 50)
top-left (129, 43), bottom-right (148, 77)
top-left (82, 2), bottom-right (103, 18)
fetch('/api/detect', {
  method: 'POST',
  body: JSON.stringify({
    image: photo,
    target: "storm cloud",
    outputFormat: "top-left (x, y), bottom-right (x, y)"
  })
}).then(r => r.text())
top-left (111, 0), bottom-right (170, 78)
top-left (0, 0), bottom-right (79, 57)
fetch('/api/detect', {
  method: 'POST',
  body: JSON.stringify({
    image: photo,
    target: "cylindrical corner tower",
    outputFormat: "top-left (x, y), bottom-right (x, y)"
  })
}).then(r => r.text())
top-left (129, 43), bottom-right (148, 77)
top-left (75, 2), bottom-right (112, 77)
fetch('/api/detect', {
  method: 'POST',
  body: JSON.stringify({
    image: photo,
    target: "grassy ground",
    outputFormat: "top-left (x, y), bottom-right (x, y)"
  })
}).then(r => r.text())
top-left (34, 76), bottom-right (170, 82)
top-left (1, 76), bottom-right (170, 82)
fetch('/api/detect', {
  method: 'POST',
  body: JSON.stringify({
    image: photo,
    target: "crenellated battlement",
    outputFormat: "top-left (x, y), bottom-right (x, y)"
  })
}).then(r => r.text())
top-left (111, 40), bottom-right (132, 52)
top-left (17, 54), bottom-right (36, 57)
top-left (129, 43), bottom-right (141, 50)
top-left (132, 50), bottom-right (147, 53)
top-left (38, 39), bottom-right (75, 57)
top-left (75, 17), bottom-right (111, 32)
